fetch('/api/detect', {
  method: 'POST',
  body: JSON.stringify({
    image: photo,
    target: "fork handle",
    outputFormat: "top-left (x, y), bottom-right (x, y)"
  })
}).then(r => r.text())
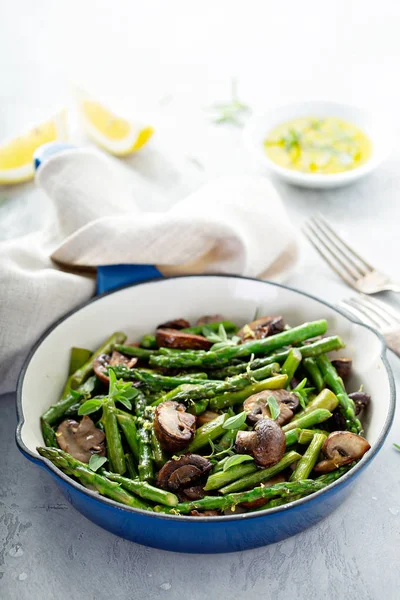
top-left (383, 331), bottom-right (400, 356)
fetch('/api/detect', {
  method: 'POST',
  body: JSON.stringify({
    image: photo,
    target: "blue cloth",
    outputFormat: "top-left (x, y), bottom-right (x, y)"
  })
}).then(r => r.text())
top-left (96, 264), bottom-right (163, 294)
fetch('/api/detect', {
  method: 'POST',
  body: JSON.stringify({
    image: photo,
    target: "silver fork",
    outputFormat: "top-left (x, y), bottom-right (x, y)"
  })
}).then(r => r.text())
top-left (339, 294), bottom-right (400, 356)
top-left (303, 214), bottom-right (400, 293)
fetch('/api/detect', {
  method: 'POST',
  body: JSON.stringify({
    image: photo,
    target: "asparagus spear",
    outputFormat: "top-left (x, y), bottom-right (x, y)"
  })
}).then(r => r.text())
top-left (210, 336), bottom-right (345, 378)
top-left (68, 347), bottom-right (93, 376)
top-left (316, 355), bottom-right (361, 434)
top-left (290, 433), bottom-right (327, 481)
top-left (295, 389), bottom-right (339, 418)
top-left (204, 462), bottom-right (257, 491)
top-left (218, 424), bottom-right (248, 449)
top-left (113, 367), bottom-right (211, 389)
top-left (134, 389), bottom-right (148, 418)
top-left (187, 399), bottom-right (210, 415)
top-left (102, 471), bottom-right (178, 506)
top-left (42, 376), bottom-right (97, 425)
top-left (137, 426), bottom-right (154, 481)
top-left (140, 334), bottom-right (158, 349)
top-left (281, 408), bottom-right (332, 432)
top-left (40, 418), bottom-right (58, 447)
top-left (103, 400), bottom-right (126, 475)
top-left (297, 428), bottom-right (329, 444)
top-left (116, 411), bottom-right (140, 461)
top-left (150, 425), bottom-right (167, 469)
top-left (281, 349), bottom-right (302, 388)
top-left (71, 332), bottom-right (127, 387)
top-left (114, 345), bottom-right (157, 359)
top-left (258, 465), bottom-right (353, 510)
top-left (124, 453), bottom-right (138, 479)
top-left (149, 320), bottom-right (328, 369)
top-left (151, 365), bottom-right (283, 407)
top-left (37, 447), bottom-right (151, 510)
top-left (155, 479), bottom-right (325, 514)
top-left (184, 413), bottom-right (228, 453)
top-left (209, 375), bottom-right (287, 410)
top-left (220, 451), bottom-right (302, 494)
top-left (303, 357), bottom-right (324, 392)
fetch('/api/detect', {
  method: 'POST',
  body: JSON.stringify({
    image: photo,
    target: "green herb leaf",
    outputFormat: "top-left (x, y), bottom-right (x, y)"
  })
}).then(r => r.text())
top-left (205, 323), bottom-right (240, 350)
top-left (292, 378), bottom-right (307, 393)
top-left (205, 79), bottom-right (251, 127)
top-left (88, 455), bottom-right (108, 472)
top-left (394, 443), bottom-right (400, 452)
top-left (116, 397), bottom-right (132, 410)
top-left (223, 411), bottom-right (247, 430)
top-left (267, 395), bottom-right (281, 420)
top-left (78, 398), bottom-right (104, 416)
top-left (223, 454), bottom-right (254, 472)
top-left (296, 392), bottom-right (307, 411)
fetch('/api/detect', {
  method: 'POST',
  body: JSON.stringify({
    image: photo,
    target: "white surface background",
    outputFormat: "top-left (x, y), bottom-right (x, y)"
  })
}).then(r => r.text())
top-left (1, 1), bottom-right (400, 598)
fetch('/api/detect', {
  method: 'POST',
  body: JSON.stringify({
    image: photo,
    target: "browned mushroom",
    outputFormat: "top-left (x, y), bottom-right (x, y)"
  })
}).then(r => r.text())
top-left (235, 419), bottom-right (286, 468)
top-left (197, 411), bottom-right (221, 427)
top-left (238, 316), bottom-right (284, 341)
top-left (243, 389), bottom-right (299, 426)
top-left (154, 401), bottom-right (196, 452)
top-left (56, 416), bottom-right (106, 463)
top-left (157, 454), bottom-right (212, 491)
top-left (157, 318), bottom-right (190, 330)
top-left (349, 391), bottom-right (371, 415)
top-left (156, 328), bottom-right (212, 350)
top-left (331, 358), bottom-right (352, 379)
top-left (314, 431), bottom-right (371, 473)
top-left (93, 351), bottom-right (137, 384)
top-left (240, 475), bottom-right (286, 509)
top-left (180, 485), bottom-right (206, 501)
top-left (196, 315), bottom-right (224, 325)
top-left (190, 510), bottom-right (219, 517)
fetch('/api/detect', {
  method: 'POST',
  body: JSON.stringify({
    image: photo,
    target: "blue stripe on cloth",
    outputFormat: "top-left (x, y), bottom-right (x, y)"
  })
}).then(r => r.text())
top-left (96, 264), bottom-right (163, 294)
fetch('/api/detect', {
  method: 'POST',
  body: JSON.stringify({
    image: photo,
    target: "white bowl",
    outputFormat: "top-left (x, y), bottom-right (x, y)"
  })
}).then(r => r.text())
top-left (243, 101), bottom-right (391, 189)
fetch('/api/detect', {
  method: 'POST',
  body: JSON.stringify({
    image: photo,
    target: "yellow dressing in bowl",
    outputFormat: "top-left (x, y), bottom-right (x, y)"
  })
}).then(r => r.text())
top-left (264, 116), bottom-right (372, 174)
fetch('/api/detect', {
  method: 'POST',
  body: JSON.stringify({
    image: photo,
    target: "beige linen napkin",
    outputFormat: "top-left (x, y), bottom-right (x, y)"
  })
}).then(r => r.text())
top-left (0, 148), bottom-right (298, 393)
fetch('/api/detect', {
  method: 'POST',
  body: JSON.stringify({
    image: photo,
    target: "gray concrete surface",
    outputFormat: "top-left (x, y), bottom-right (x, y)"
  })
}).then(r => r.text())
top-left (1, 379), bottom-right (400, 600)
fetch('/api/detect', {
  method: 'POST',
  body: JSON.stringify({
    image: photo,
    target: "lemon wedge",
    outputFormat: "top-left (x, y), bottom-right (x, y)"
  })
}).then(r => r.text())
top-left (77, 91), bottom-right (154, 156)
top-left (0, 111), bottom-right (68, 185)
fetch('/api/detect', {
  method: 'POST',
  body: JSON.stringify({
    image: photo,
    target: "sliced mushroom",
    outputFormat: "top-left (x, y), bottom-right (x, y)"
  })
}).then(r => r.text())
top-left (331, 358), bottom-right (352, 379)
top-left (240, 475), bottom-right (286, 509)
top-left (197, 411), bottom-right (221, 427)
top-left (93, 351), bottom-right (137, 384)
top-left (190, 510), bottom-right (219, 517)
top-left (56, 416), bottom-right (106, 463)
top-left (154, 401), bottom-right (196, 452)
top-left (157, 318), bottom-right (190, 330)
top-left (349, 391), bottom-right (371, 415)
top-left (235, 419), bottom-right (286, 468)
top-left (179, 485), bottom-right (206, 501)
top-left (157, 454), bottom-right (212, 491)
top-left (238, 316), bottom-right (284, 341)
top-left (156, 328), bottom-right (212, 350)
top-left (196, 315), bottom-right (224, 325)
top-left (314, 431), bottom-right (371, 473)
top-left (243, 389), bottom-right (299, 426)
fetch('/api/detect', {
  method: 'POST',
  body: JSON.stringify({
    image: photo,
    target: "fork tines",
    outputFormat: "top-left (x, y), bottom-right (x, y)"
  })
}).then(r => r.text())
top-left (302, 214), bottom-right (373, 289)
top-left (339, 294), bottom-right (400, 331)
